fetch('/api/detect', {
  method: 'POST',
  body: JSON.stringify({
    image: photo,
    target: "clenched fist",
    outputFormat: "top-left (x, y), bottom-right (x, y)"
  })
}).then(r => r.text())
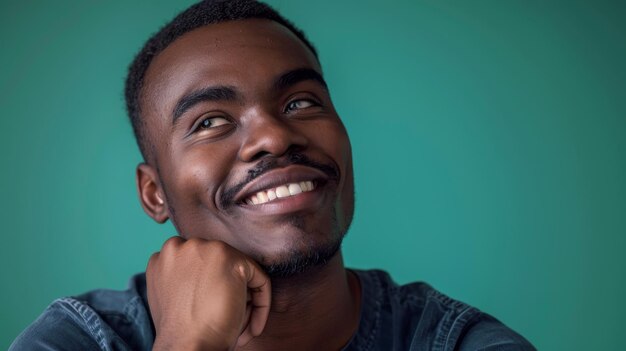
top-left (146, 237), bottom-right (271, 351)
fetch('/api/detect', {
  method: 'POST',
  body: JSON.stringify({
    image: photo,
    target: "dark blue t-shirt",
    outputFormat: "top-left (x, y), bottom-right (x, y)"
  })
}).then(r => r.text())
top-left (10, 269), bottom-right (535, 350)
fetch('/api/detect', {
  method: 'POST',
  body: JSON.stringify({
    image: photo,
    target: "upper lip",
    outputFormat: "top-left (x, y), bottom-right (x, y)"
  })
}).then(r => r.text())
top-left (234, 165), bottom-right (330, 204)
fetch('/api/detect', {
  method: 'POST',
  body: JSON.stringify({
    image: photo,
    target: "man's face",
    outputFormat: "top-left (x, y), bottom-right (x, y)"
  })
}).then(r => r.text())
top-left (139, 19), bottom-right (354, 275)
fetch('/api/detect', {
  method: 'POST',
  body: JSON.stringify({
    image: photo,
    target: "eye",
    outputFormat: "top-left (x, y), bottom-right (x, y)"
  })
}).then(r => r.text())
top-left (194, 116), bottom-right (231, 132)
top-left (284, 99), bottom-right (318, 113)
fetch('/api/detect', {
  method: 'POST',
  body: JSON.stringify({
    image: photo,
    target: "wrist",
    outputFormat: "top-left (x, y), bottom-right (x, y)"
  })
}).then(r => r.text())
top-left (153, 334), bottom-right (230, 351)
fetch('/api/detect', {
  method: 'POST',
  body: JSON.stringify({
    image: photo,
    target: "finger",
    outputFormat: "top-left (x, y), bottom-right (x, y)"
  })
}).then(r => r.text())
top-left (147, 251), bottom-right (160, 267)
top-left (145, 252), bottom-right (160, 281)
top-left (237, 260), bottom-right (271, 347)
top-left (248, 266), bottom-right (271, 336)
top-left (161, 235), bottom-right (184, 251)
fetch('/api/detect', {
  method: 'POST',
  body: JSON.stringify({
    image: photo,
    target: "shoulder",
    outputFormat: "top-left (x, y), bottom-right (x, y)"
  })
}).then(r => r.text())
top-left (350, 269), bottom-right (535, 351)
top-left (10, 273), bottom-right (153, 351)
top-left (455, 314), bottom-right (536, 351)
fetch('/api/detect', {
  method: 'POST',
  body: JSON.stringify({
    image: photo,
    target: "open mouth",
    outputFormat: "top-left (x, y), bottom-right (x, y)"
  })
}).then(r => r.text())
top-left (231, 164), bottom-right (333, 212)
top-left (243, 180), bottom-right (317, 205)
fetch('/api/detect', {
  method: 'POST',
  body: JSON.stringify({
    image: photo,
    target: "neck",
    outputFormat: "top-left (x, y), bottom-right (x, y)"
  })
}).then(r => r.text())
top-left (239, 251), bottom-right (361, 351)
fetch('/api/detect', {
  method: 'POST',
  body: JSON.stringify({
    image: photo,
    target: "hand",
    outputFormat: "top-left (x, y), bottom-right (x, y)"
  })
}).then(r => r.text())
top-left (146, 237), bottom-right (271, 350)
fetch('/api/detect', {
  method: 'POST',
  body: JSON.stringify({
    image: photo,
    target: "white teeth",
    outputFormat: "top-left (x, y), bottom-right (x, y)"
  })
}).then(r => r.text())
top-left (267, 189), bottom-right (277, 201)
top-left (275, 185), bottom-right (290, 198)
top-left (244, 180), bottom-right (316, 205)
top-left (288, 183), bottom-right (302, 195)
top-left (257, 191), bottom-right (269, 204)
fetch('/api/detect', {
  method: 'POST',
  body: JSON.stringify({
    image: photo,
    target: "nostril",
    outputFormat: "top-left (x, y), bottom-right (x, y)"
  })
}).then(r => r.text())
top-left (249, 144), bottom-right (303, 162)
top-left (238, 118), bottom-right (309, 162)
top-left (250, 150), bottom-right (272, 162)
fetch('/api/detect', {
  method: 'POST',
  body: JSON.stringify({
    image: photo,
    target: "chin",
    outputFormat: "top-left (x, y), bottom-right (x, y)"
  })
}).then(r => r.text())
top-left (249, 211), bottom-right (348, 278)
top-left (258, 236), bottom-right (343, 278)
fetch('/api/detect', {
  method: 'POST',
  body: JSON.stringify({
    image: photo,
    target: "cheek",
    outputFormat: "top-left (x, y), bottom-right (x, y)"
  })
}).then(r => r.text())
top-left (315, 118), bottom-right (352, 169)
top-left (168, 145), bottom-right (232, 213)
top-left (310, 118), bottom-right (354, 219)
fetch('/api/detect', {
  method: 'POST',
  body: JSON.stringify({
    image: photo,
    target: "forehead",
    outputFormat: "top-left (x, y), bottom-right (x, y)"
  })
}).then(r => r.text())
top-left (141, 19), bottom-right (321, 125)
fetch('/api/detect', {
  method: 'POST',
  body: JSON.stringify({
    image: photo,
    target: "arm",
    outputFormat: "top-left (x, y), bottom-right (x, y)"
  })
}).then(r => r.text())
top-left (10, 298), bottom-right (107, 351)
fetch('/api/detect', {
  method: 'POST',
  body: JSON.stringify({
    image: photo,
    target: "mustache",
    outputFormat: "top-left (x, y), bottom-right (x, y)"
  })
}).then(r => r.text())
top-left (220, 152), bottom-right (339, 207)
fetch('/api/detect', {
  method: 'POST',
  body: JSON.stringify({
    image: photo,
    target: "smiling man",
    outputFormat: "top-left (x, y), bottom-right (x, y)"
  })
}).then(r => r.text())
top-left (11, 1), bottom-right (534, 350)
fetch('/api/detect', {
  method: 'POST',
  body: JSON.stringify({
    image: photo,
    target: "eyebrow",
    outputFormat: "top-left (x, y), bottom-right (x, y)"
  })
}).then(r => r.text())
top-left (172, 67), bottom-right (328, 124)
top-left (173, 86), bottom-right (239, 123)
top-left (272, 68), bottom-right (328, 93)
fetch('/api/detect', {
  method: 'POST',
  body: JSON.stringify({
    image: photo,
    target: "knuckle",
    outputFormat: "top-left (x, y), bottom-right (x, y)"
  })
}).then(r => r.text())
top-left (147, 252), bottom-right (159, 265)
top-left (161, 236), bottom-right (182, 251)
top-left (232, 260), bottom-right (248, 279)
top-left (184, 236), bottom-right (202, 245)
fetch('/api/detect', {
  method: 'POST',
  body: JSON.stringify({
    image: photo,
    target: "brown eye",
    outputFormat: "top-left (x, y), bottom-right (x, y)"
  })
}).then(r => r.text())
top-left (285, 99), bottom-right (318, 113)
top-left (195, 117), bottom-right (231, 132)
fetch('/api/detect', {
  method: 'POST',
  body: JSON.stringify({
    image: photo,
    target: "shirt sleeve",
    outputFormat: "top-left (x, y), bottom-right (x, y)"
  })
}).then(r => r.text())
top-left (10, 298), bottom-right (109, 351)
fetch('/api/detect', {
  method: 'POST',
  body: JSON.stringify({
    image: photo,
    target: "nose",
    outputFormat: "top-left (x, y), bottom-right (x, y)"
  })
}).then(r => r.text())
top-left (237, 108), bottom-right (309, 162)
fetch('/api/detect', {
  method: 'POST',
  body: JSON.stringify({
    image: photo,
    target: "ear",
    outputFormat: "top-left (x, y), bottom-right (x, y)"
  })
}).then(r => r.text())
top-left (136, 163), bottom-right (169, 223)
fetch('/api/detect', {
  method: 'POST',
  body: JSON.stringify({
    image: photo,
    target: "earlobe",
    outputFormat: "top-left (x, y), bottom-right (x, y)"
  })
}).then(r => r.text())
top-left (136, 163), bottom-right (169, 223)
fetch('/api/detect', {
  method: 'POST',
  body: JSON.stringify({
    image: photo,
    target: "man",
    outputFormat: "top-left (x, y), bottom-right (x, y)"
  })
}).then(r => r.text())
top-left (11, 1), bottom-right (534, 350)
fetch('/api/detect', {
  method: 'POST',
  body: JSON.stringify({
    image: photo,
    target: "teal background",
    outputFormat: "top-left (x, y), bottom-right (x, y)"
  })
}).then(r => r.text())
top-left (1, 1), bottom-right (624, 349)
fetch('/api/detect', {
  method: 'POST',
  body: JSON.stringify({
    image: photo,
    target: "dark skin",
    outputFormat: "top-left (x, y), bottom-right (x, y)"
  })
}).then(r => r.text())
top-left (136, 19), bottom-right (359, 350)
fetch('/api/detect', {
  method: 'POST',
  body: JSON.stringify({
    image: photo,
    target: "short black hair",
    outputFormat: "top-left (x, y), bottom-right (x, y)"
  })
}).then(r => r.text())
top-left (124, 0), bottom-right (319, 161)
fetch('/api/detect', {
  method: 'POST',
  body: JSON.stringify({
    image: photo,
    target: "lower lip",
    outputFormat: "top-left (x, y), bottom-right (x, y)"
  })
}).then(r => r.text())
top-left (238, 185), bottom-right (327, 215)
